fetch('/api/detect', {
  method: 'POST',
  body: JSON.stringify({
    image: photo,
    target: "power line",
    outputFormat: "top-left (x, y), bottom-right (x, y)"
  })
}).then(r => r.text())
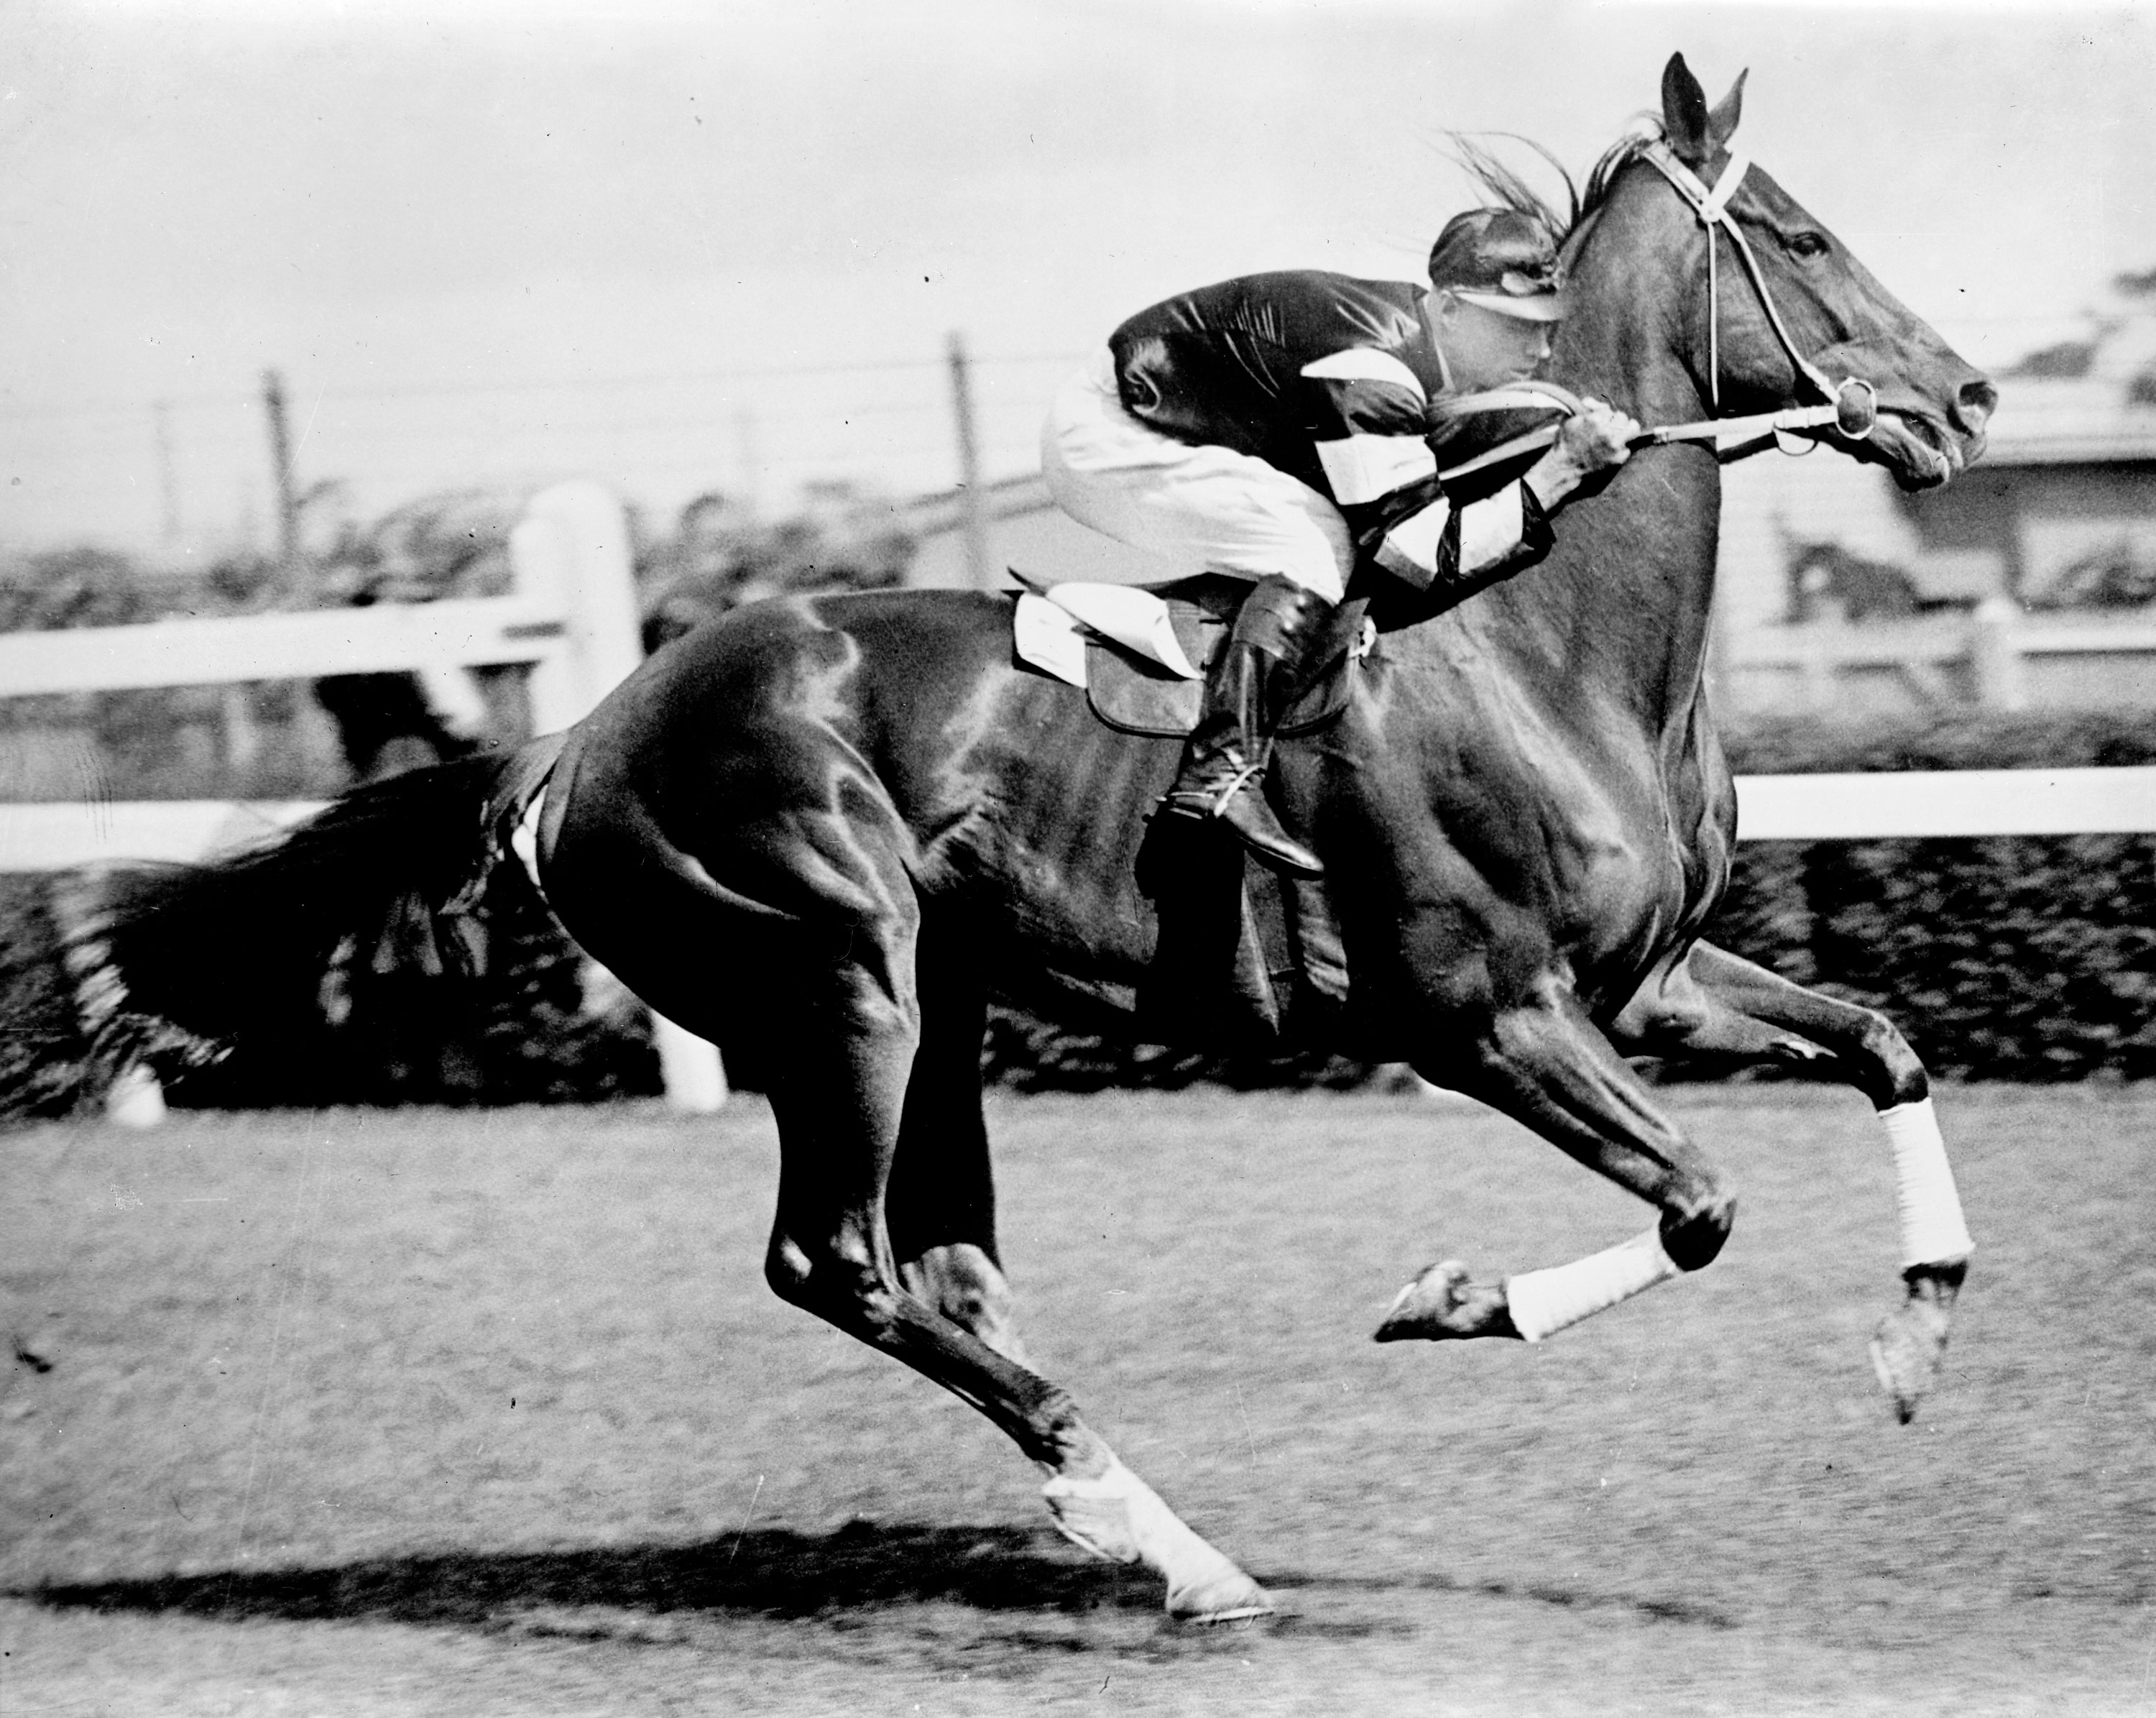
top-left (0, 351), bottom-right (1091, 426)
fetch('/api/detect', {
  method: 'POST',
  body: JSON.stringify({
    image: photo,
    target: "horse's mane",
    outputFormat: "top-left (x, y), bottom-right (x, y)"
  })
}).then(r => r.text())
top-left (1445, 119), bottom-right (1665, 265)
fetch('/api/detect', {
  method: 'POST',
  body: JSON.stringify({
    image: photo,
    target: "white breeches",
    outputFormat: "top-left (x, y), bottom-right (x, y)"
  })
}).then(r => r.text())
top-left (1040, 348), bottom-right (1355, 604)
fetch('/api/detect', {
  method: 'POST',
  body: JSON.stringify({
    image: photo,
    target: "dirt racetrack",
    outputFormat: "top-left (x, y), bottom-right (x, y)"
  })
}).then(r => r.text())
top-left (4, 1085), bottom-right (2152, 1716)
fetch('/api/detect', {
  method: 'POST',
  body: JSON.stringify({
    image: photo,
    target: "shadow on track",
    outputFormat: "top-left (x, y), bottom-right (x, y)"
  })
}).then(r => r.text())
top-left (15, 1519), bottom-right (1735, 1640)
top-left (14, 1522), bottom-right (1148, 1627)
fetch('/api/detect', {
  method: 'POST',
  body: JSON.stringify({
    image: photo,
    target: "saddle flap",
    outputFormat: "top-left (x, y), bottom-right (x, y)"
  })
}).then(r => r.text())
top-left (1086, 592), bottom-right (1369, 740)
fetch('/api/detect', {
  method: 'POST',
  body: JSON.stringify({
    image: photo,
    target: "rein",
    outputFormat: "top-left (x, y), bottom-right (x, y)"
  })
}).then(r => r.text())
top-left (1429, 139), bottom-right (1878, 483)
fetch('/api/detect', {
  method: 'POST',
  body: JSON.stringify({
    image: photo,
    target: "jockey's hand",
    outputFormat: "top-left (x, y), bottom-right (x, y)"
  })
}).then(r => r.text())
top-left (1524, 398), bottom-right (1641, 511)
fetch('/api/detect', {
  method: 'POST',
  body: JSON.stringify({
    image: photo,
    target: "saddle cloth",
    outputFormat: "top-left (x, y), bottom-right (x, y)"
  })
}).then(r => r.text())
top-left (1010, 573), bottom-right (1370, 739)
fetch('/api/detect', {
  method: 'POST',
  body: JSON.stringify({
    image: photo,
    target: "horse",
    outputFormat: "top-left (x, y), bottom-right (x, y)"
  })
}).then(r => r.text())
top-left (90, 55), bottom-right (1994, 1622)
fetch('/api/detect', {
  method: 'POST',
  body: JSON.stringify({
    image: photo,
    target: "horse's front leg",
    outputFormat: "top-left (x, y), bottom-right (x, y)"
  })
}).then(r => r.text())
top-left (1377, 975), bottom-right (1734, 1346)
top-left (1611, 939), bottom-right (1973, 1421)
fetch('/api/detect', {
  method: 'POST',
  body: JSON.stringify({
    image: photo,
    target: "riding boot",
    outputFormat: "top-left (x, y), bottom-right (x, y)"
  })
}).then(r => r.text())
top-left (1160, 575), bottom-right (1332, 876)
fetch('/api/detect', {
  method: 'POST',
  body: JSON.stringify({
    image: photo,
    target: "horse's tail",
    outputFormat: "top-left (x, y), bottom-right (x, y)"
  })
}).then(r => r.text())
top-left (90, 732), bottom-right (569, 1051)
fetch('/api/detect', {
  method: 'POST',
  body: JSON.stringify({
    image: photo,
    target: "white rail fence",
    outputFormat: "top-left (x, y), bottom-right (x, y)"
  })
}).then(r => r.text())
top-left (1724, 597), bottom-right (2156, 712)
top-left (11, 765), bottom-right (2154, 1124)
top-left (0, 479), bottom-right (728, 1121)
top-left (15, 768), bottom-right (2155, 868)
top-left (1736, 766), bottom-right (2156, 839)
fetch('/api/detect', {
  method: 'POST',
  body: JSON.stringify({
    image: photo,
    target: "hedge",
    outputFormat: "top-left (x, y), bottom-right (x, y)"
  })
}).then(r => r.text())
top-left (1703, 712), bottom-right (2156, 1084)
top-left (4, 709), bottom-right (2154, 1115)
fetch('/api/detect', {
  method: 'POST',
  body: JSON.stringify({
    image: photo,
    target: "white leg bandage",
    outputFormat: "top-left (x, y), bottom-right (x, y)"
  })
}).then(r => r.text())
top-left (1504, 1226), bottom-right (1681, 1344)
top-left (1879, 1097), bottom-right (1973, 1269)
top-left (1043, 1456), bottom-right (1268, 1620)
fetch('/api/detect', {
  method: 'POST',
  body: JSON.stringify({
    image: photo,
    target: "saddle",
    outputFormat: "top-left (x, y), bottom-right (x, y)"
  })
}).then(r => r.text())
top-left (1008, 572), bottom-right (1365, 1047)
top-left (1008, 571), bottom-right (1370, 739)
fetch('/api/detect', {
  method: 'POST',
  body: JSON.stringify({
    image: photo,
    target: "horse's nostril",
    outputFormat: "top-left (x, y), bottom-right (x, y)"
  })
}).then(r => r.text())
top-left (1953, 378), bottom-right (1997, 435)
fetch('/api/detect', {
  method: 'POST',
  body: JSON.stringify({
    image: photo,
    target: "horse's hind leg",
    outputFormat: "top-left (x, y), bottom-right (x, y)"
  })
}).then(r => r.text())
top-left (888, 931), bottom-right (1029, 1368)
top-left (1615, 939), bottom-right (1973, 1420)
top-left (1381, 978), bottom-right (1736, 1346)
top-left (541, 715), bottom-right (1265, 1620)
top-left (762, 946), bottom-right (1268, 1620)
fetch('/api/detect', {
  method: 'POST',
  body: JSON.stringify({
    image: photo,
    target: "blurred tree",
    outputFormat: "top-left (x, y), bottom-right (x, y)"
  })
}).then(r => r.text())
top-left (0, 546), bottom-right (157, 632)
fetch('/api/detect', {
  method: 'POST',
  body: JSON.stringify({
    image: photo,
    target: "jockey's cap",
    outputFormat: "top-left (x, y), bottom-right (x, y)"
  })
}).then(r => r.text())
top-left (1427, 208), bottom-right (1567, 322)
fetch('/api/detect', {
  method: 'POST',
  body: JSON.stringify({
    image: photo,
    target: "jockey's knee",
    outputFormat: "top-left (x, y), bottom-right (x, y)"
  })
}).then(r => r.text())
top-left (1659, 1186), bottom-right (1736, 1272)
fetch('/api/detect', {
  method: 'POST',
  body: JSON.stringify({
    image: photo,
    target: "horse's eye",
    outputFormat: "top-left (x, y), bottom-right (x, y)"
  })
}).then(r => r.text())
top-left (1788, 231), bottom-right (1830, 259)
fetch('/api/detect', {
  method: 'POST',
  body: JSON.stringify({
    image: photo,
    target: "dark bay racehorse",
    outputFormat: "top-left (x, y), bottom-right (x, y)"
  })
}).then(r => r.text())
top-left (96, 58), bottom-right (1992, 1620)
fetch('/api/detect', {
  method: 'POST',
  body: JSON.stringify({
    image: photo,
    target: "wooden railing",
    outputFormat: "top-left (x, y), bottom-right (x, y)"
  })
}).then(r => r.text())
top-left (1723, 600), bottom-right (2156, 712)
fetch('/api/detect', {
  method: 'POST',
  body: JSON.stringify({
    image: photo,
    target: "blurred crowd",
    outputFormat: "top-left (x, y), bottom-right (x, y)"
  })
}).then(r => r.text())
top-left (0, 481), bottom-right (918, 791)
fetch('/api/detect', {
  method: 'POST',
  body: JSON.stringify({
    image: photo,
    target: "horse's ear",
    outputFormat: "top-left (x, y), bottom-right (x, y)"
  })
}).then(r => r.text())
top-left (1661, 52), bottom-right (1713, 162)
top-left (1709, 69), bottom-right (1747, 148)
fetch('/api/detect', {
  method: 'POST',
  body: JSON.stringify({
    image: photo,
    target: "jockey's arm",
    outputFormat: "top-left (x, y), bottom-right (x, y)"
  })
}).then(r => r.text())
top-left (1360, 396), bottom-right (1640, 594)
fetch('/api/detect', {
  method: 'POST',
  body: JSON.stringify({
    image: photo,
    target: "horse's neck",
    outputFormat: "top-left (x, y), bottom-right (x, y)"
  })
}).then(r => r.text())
top-left (1557, 173), bottom-right (1719, 433)
top-left (1527, 208), bottom-right (1724, 730)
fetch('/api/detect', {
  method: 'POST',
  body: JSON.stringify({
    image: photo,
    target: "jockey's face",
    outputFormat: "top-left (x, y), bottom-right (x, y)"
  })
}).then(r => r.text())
top-left (1431, 292), bottom-right (1555, 392)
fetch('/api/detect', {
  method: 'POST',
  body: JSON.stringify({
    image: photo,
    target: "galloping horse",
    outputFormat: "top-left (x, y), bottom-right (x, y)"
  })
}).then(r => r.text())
top-left (96, 57), bottom-right (1992, 1620)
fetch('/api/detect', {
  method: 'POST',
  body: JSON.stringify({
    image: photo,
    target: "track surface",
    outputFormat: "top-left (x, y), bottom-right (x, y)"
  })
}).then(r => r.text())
top-left (4, 1087), bottom-right (2153, 1715)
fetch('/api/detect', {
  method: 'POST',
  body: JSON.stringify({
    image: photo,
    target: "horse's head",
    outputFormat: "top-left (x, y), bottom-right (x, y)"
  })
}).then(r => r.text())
top-left (1577, 55), bottom-right (1994, 491)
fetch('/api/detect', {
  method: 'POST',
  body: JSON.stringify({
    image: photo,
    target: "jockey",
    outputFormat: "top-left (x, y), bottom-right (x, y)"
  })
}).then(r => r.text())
top-left (1041, 207), bottom-right (1640, 876)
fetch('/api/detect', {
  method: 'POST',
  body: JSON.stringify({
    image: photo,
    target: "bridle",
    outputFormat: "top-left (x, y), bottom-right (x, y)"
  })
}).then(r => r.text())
top-left (1634, 138), bottom-right (1875, 440)
top-left (1430, 137), bottom-right (1878, 482)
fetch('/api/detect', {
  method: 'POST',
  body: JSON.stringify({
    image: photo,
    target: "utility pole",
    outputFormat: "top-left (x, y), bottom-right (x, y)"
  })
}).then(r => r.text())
top-left (152, 400), bottom-right (181, 546)
top-left (945, 331), bottom-right (994, 591)
top-left (260, 367), bottom-right (300, 562)
top-left (735, 405), bottom-right (760, 518)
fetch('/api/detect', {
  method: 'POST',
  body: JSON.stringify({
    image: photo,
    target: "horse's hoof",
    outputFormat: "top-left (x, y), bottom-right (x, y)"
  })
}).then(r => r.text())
top-left (1869, 1292), bottom-right (1953, 1424)
top-left (1166, 1566), bottom-right (1275, 1624)
top-left (1374, 1260), bottom-right (1519, 1341)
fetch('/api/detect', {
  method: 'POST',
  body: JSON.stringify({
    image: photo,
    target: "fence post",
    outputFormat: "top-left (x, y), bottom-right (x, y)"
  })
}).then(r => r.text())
top-left (946, 331), bottom-right (995, 592)
top-left (525, 480), bottom-right (646, 718)
top-left (1798, 614), bottom-right (1843, 712)
top-left (507, 482), bottom-right (729, 1116)
top-left (1970, 596), bottom-right (2027, 712)
top-left (261, 368), bottom-right (301, 564)
top-left (512, 481), bottom-right (645, 735)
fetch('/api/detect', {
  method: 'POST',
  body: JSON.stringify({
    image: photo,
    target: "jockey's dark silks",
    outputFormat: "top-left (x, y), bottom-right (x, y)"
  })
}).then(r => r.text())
top-left (1087, 265), bottom-right (1558, 872)
top-left (1110, 272), bottom-right (1447, 486)
top-left (1107, 270), bottom-right (1552, 595)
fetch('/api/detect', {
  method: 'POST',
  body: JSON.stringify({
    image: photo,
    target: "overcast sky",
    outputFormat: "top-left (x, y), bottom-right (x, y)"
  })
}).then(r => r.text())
top-left (4, 0), bottom-right (2153, 551)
